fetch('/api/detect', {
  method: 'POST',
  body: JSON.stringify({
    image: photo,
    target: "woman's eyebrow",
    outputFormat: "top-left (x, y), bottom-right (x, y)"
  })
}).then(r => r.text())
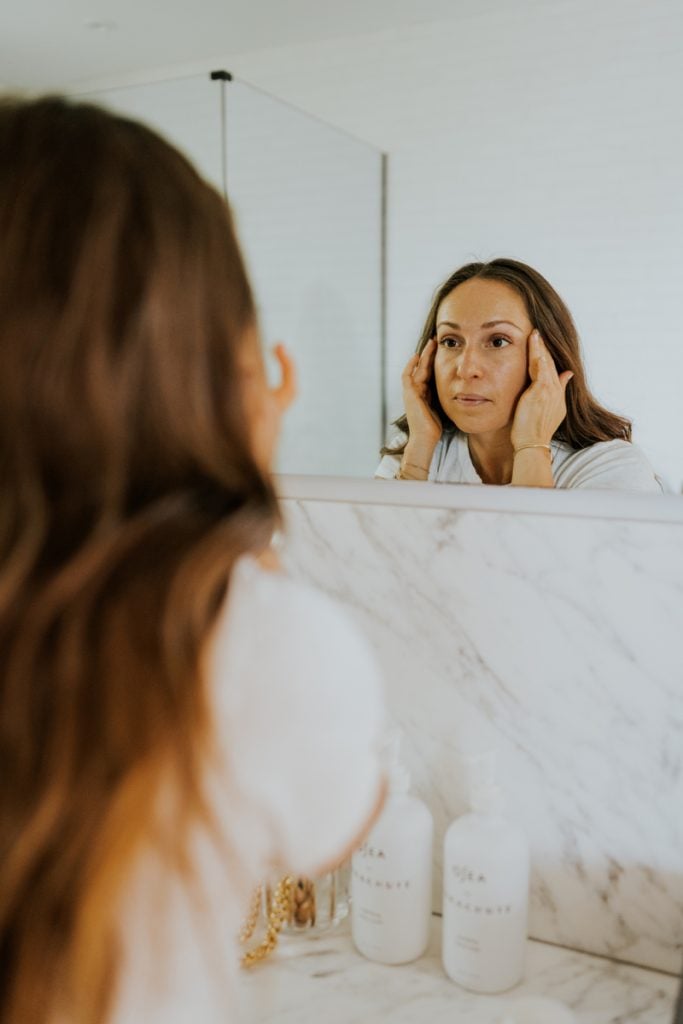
top-left (436, 319), bottom-right (522, 331)
top-left (482, 319), bottom-right (522, 331)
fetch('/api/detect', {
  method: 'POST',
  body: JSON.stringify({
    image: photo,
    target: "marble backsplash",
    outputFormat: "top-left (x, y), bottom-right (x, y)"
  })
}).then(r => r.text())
top-left (280, 496), bottom-right (683, 975)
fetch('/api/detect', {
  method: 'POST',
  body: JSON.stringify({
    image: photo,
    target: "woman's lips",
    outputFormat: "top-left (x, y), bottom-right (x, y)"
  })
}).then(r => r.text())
top-left (454, 394), bottom-right (491, 405)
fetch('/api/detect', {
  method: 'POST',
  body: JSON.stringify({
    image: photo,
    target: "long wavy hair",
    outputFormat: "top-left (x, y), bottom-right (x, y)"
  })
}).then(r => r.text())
top-left (0, 96), bottom-right (279, 1024)
top-left (382, 258), bottom-right (631, 456)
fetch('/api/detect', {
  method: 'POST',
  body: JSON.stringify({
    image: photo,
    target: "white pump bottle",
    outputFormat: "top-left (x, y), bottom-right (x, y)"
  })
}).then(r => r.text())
top-left (351, 732), bottom-right (433, 964)
top-left (442, 752), bottom-right (530, 993)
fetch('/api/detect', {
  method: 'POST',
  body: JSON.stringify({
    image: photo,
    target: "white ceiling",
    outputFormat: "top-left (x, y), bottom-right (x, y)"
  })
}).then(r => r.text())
top-left (0, 0), bottom-right (471, 90)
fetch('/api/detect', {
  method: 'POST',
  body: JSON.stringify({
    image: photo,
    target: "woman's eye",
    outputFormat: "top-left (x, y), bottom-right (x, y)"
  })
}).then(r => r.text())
top-left (489, 336), bottom-right (511, 349)
top-left (439, 336), bottom-right (461, 349)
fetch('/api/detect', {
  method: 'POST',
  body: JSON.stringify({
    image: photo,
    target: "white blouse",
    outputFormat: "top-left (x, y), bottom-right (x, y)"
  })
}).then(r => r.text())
top-left (376, 429), bottom-right (664, 492)
top-left (110, 557), bottom-right (385, 1024)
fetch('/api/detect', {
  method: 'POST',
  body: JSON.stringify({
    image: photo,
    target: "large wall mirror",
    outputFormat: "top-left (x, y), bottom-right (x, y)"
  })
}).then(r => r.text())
top-left (3, 0), bottom-right (682, 498)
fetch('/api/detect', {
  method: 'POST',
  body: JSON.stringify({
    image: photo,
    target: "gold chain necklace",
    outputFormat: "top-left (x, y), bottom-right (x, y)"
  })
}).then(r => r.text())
top-left (239, 877), bottom-right (293, 968)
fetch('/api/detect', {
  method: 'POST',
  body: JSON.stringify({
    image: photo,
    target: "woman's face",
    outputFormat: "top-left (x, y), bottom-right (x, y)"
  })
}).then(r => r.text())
top-left (433, 278), bottom-right (532, 436)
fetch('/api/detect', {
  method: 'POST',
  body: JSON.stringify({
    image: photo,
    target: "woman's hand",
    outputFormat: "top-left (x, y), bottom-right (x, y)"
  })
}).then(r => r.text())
top-left (510, 330), bottom-right (573, 451)
top-left (398, 339), bottom-right (443, 478)
top-left (246, 341), bottom-right (297, 473)
top-left (401, 338), bottom-right (442, 450)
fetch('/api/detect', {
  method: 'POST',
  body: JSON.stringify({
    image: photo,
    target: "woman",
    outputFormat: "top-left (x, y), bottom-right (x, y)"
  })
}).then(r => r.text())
top-left (0, 96), bottom-right (385, 1024)
top-left (377, 259), bottom-right (662, 490)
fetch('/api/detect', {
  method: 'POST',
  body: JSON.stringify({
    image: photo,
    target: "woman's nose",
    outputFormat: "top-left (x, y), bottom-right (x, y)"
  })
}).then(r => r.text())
top-left (455, 346), bottom-right (483, 379)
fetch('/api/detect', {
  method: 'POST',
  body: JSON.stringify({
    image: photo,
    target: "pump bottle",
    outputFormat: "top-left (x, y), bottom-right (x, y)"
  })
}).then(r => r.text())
top-left (351, 733), bottom-right (433, 964)
top-left (442, 752), bottom-right (530, 993)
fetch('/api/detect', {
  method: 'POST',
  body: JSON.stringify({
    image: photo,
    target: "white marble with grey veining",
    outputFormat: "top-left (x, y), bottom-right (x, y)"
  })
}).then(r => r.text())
top-left (279, 498), bottom-right (683, 975)
top-left (239, 917), bottom-right (680, 1024)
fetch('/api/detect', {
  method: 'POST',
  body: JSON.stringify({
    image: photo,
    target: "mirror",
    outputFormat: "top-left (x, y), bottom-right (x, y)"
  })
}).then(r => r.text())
top-left (3, 0), bottom-right (681, 493)
top-left (79, 73), bottom-right (385, 478)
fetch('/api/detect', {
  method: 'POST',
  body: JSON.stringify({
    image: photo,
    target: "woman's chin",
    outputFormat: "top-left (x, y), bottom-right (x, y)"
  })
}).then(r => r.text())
top-left (446, 411), bottom-right (511, 437)
top-left (447, 410), bottom-right (492, 433)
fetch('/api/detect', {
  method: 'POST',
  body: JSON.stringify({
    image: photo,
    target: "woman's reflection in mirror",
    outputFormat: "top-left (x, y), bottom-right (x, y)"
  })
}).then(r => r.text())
top-left (377, 259), bottom-right (663, 491)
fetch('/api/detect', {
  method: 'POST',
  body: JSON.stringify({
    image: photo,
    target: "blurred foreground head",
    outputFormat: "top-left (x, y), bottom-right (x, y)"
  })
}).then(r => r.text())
top-left (0, 95), bottom-right (277, 1024)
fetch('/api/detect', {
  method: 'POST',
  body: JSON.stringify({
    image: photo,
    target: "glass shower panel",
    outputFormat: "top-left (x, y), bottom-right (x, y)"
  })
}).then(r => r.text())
top-left (82, 74), bottom-right (224, 194)
top-left (224, 80), bottom-right (383, 477)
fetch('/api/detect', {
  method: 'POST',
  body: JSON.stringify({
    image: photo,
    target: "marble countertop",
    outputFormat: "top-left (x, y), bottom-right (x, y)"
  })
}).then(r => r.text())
top-left (240, 916), bottom-right (679, 1024)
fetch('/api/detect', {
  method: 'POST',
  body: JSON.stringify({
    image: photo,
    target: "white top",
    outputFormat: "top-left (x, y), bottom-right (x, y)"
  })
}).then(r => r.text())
top-left (110, 557), bottom-right (385, 1024)
top-left (375, 430), bottom-right (663, 492)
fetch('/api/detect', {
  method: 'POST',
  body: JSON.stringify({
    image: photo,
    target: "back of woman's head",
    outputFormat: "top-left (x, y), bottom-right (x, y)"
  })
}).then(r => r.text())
top-left (0, 95), bottom-right (278, 1024)
top-left (0, 93), bottom-right (269, 525)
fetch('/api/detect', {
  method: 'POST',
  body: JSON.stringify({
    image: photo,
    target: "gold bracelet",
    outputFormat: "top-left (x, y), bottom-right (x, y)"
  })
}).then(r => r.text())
top-left (513, 443), bottom-right (552, 455)
top-left (397, 461), bottom-right (430, 479)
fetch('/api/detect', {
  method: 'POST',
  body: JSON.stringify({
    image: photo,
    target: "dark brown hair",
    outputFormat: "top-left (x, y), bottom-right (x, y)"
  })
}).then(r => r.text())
top-left (383, 258), bottom-right (631, 456)
top-left (0, 96), bottom-right (278, 1023)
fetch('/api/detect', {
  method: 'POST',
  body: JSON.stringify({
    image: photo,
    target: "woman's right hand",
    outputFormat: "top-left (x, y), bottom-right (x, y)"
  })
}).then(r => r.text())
top-left (251, 342), bottom-right (297, 473)
top-left (401, 338), bottom-right (442, 451)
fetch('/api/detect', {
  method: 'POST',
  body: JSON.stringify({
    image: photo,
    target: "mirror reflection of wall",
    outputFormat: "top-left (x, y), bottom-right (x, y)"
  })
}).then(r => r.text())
top-left (223, 81), bottom-right (383, 477)
top-left (80, 74), bottom-right (384, 478)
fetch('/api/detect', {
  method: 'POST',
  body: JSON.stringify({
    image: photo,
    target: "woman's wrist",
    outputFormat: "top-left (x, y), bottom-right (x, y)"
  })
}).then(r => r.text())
top-left (404, 438), bottom-right (437, 464)
top-left (513, 441), bottom-right (551, 454)
top-left (397, 440), bottom-right (436, 481)
top-left (397, 461), bottom-right (429, 480)
top-left (511, 445), bottom-right (554, 488)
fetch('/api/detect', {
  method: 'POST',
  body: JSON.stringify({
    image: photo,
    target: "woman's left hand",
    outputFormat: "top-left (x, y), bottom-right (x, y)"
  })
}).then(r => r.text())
top-left (241, 334), bottom-right (297, 473)
top-left (510, 330), bottom-right (574, 451)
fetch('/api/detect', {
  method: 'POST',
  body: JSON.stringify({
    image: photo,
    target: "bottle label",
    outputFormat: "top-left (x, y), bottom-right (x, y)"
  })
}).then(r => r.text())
top-left (351, 834), bottom-right (432, 963)
top-left (444, 861), bottom-right (525, 915)
top-left (352, 842), bottom-right (414, 891)
top-left (442, 858), bottom-right (528, 991)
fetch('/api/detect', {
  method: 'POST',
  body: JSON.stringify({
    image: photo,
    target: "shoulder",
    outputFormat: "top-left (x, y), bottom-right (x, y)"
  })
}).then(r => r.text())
top-left (208, 557), bottom-right (383, 709)
top-left (213, 556), bottom-right (372, 656)
top-left (206, 558), bottom-right (386, 878)
top-left (552, 439), bottom-right (663, 492)
top-left (375, 452), bottom-right (401, 479)
top-left (375, 430), bottom-right (407, 479)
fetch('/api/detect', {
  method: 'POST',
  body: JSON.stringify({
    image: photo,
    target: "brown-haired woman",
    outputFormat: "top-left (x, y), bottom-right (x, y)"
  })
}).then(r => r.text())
top-left (0, 96), bottom-right (385, 1024)
top-left (377, 258), bottom-right (661, 490)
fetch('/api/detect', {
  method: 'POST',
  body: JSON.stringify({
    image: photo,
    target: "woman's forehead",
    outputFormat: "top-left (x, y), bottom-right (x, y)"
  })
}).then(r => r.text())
top-left (437, 278), bottom-right (530, 328)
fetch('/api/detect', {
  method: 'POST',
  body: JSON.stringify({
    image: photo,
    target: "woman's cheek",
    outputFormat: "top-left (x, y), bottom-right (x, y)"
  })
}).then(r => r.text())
top-left (501, 352), bottom-right (530, 396)
top-left (433, 355), bottom-right (451, 403)
top-left (433, 348), bottom-right (452, 382)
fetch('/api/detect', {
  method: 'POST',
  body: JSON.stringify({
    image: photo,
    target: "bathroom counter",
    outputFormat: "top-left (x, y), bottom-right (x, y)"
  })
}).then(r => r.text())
top-left (240, 916), bottom-right (678, 1023)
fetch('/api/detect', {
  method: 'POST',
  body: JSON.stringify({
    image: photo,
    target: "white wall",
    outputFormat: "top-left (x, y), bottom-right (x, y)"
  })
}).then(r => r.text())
top-left (68, 0), bottom-right (683, 489)
top-left (282, 493), bottom-right (683, 973)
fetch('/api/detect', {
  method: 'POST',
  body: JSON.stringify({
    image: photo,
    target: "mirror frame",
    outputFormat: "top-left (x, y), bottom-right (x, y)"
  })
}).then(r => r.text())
top-left (276, 474), bottom-right (683, 525)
